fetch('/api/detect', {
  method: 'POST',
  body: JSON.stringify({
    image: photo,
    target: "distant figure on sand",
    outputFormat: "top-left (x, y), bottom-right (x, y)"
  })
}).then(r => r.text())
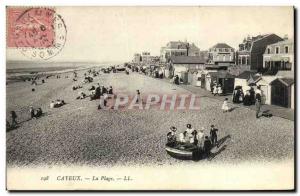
top-left (136, 90), bottom-right (141, 103)
top-left (255, 97), bottom-right (261, 119)
top-left (108, 86), bottom-right (113, 95)
top-left (10, 111), bottom-right (17, 126)
top-left (29, 106), bottom-right (35, 119)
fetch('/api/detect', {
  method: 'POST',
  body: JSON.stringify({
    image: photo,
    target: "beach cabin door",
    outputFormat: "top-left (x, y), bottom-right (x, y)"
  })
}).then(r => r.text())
top-left (260, 85), bottom-right (268, 104)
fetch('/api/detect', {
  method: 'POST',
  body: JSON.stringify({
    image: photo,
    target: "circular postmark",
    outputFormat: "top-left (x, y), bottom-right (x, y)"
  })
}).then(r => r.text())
top-left (13, 8), bottom-right (67, 60)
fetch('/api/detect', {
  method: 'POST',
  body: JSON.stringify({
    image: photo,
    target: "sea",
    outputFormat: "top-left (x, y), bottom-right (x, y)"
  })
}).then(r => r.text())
top-left (6, 61), bottom-right (123, 83)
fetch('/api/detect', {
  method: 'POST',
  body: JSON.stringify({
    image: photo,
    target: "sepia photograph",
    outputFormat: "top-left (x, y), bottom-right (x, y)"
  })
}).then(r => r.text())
top-left (5, 5), bottom-right (295, 191)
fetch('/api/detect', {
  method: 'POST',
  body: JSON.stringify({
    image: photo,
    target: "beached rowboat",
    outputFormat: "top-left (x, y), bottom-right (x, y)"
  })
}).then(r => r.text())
top-left (165, 144), bottom-right (202, 160)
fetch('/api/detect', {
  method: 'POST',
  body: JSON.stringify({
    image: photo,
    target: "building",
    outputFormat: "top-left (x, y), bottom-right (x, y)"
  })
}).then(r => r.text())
top-left (236, 34), bottom-right (283, 71)
top-left (208, 43), bottom-right (235, 65)
top-left (133, 53), bottom-right (141, 64)
top-left (168, 56), bottom-right (205, 84)
top-left (199, 50), bottom-right (209, 63)
top-left (160, 41), bottom-right (200, 63)
top-left (141, 51), bottom-right (151, 64)
top-left (139, 52), bottom-right (160, 64)
top-left (255, 76), bottom-right (277, 105)
top-left (263, 39), bottom-right (294, 77)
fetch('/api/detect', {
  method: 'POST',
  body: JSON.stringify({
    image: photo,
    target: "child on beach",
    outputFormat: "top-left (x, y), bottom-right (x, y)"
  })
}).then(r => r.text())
top-left (222, 98), bottom-right (230, 112)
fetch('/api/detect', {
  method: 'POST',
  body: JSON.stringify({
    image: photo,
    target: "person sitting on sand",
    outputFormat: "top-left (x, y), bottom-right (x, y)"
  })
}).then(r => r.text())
top-left (50, 101), bottom-right (55, 108)
top-left (35, 108), bottom-right (43, 118)
top-left (89, 86), bottom-right (95, 91)
top-left (77, 92), bottom-right (86, 99)
top-left (56, 99), bottom-right (65, 107)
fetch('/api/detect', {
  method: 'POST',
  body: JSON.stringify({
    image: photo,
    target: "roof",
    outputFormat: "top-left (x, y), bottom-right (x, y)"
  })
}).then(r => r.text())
top-left (236, 71), bottom-right (260, 80)
top-left (170, 56), bottom-right (205, 64)
top-left (271, 78), bottom-right (294, 86)
top-left (167, 41), bottom-right (189, 49)
top-left (267, 39), bottom-right (294, 46)
top-left (166, 41), bottom-right (200, 50)
top-left (208, 71), bottom-right (235, 78)
top-left (255, 76), bottom-right (277, 84)
top-left (211, 43), bottom-right (233, 49)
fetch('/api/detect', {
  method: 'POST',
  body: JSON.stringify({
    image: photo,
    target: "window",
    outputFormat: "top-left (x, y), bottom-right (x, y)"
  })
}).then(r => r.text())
top-left (238, 57), bottom-right (241, 65)
top-left (275, 47), bottom-right (279, 54)
top-left (267, 48), bottom-right (270, 54)
top-left (285, 46), bottom-right (289, 53)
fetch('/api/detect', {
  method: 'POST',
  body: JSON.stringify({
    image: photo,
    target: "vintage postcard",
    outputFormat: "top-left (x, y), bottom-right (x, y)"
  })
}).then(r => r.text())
top-left (6, 6), bottom-right (295, 190)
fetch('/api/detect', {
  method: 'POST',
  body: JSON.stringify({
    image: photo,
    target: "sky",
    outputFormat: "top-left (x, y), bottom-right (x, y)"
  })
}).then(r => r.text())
top-left (6, 6), bottom-right (294, 63)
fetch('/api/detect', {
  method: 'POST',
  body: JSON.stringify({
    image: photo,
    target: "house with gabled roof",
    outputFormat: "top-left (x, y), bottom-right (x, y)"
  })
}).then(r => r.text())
top-left (160, 41), bottom-right (200, 63)
top-left (208, 43), bottom-right (235, 65)
top-left (236, 34), bottom-right (283, 71)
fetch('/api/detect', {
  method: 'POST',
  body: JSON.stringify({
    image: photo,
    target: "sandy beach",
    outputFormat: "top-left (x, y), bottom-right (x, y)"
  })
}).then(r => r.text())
top-left (6, 69), bottom-right (294, 167)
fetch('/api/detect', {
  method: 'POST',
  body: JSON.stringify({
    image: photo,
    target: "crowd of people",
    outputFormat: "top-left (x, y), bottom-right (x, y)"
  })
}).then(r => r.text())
top-left (166, 124), bottom-right (219, 158)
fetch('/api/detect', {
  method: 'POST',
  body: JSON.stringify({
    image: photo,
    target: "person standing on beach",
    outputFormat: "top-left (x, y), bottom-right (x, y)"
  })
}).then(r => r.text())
top-left (255, 97), bottom-right (261, 118)
top-left (136, 90), bottom-right (141, 103)
top-left (197, 127), bottom-right (205, 148)
top-left (203, 136), bottom-right (212, 158)
top-left (210, 125), bottom-right (218, 147)
top-left (29, 106), bottom-right (35, 119)
top-left (10, 111), bottom-right (17, 127)
top-left (222, 98), bottom-right (230, 113)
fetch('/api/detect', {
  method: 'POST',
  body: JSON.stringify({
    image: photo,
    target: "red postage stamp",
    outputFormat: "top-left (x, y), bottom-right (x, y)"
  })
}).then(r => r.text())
top-left (7, 7), bottom-right (56, 48)
top-left (7, 7), bottom-right (67, 60)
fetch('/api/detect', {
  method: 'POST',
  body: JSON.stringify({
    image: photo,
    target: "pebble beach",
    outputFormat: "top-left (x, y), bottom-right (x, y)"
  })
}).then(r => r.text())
top-left (6, 69), bottom-right (294, 167)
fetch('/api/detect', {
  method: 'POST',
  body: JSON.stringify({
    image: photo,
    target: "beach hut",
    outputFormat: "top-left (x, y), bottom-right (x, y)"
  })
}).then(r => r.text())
top-left (207, 71), bottom-right (235, 94)
top-left (270, 78), bottom-right (294, 108)
top-left (169, 56), bottom-right (206, 84)
top-left (255, 76), bottom-right (277, 104)
top-left (234, 71), bottom-right (261, 94)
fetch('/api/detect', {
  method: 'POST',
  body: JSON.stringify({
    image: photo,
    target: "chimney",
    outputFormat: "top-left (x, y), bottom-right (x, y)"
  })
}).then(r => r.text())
top-left (283, 34), bottom-right (288, 40)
